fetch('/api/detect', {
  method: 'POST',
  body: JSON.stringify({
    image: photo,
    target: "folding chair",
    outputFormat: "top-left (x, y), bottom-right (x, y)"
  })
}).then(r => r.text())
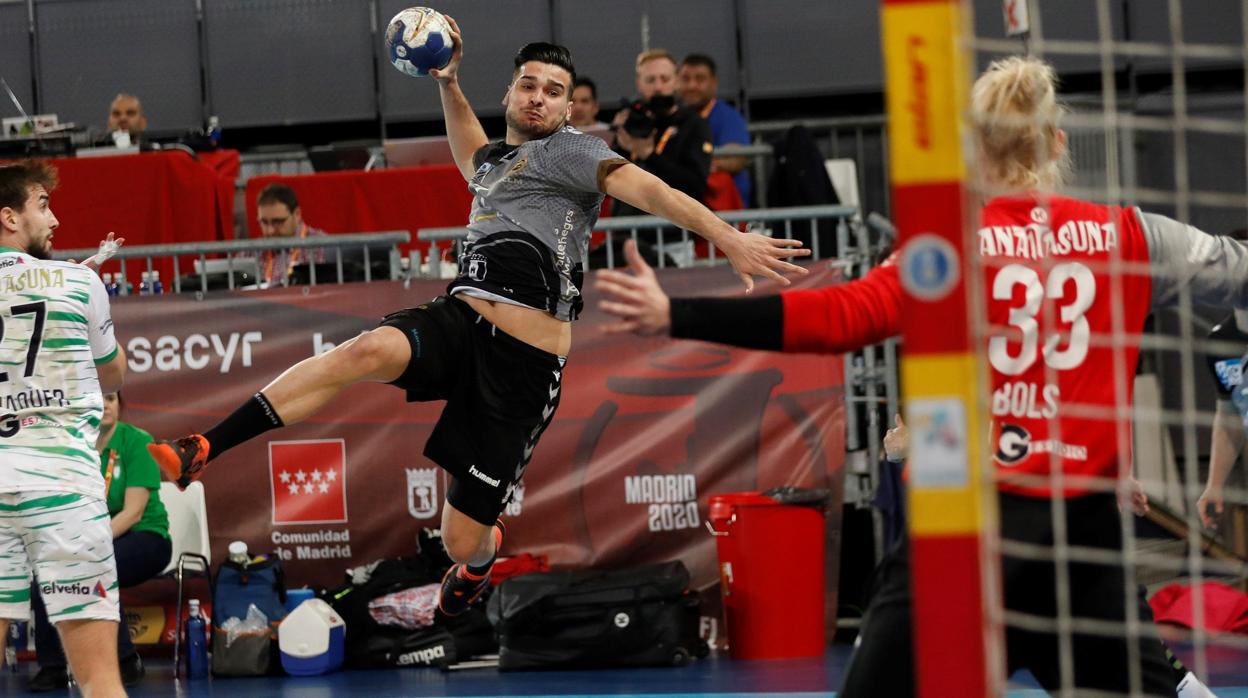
top-left (157, 481), bottom-right (212, 676)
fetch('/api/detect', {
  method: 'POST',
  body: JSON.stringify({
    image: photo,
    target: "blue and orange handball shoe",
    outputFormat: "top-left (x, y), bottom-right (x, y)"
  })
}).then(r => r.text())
top-left (438, 520), bottom-right (505, 617)
top-left (147, 435), bottom-right (211, 490)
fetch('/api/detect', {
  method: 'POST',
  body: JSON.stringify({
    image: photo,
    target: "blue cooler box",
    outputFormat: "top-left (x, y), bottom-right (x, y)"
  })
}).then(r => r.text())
top-left (278, 599), bottom-right (345, 676)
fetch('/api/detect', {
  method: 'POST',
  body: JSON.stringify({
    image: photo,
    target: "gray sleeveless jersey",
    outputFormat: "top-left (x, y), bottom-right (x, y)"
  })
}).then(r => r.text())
top-left (450, 126), bottom-right (627, 321)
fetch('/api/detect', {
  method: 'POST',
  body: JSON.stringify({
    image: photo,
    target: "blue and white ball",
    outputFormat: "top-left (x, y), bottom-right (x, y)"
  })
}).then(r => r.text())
top-left (385, 7), bottom-right (453, 78)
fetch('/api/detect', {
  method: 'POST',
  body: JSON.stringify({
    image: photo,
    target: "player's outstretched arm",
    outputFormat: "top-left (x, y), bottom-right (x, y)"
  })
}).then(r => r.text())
top-left (595, 239), bottom-right (904, 354)
top-left (601, 162), bottom-right (809, 292)
top-left (1140, 210), bottom-right (1248, 310)
top-left (429, 15), bottom-right (488, 181)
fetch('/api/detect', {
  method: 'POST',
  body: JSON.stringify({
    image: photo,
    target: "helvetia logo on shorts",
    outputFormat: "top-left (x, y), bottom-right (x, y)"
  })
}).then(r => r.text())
top-left (40, 581), bottom-right (96, 597)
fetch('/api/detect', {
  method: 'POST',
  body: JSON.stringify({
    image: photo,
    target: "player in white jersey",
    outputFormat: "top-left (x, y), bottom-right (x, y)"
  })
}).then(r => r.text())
top-left (0, 161), bottom-right (128, 698)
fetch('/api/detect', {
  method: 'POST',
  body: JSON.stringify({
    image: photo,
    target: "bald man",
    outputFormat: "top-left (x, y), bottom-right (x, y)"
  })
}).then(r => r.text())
top-left (107, 94), bottom-right (147, 137)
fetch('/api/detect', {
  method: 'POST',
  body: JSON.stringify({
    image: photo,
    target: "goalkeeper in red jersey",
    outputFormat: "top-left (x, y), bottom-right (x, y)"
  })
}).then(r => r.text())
top-left (598, 56), bottom-right (1242, 697)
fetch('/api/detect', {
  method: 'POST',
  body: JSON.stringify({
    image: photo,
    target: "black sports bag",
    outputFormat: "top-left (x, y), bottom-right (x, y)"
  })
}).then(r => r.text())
top-left (487, 560), bottom-right (708, 670)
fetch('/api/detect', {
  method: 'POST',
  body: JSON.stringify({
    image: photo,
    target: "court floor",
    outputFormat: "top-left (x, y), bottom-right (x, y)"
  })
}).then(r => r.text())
top-left (3, 642), bottom-right (1247, 697)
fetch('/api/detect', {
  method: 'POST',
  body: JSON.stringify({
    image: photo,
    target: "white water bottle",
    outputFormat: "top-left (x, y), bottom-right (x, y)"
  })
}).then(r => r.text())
top-left (228, 540), bottom-right (249, 567)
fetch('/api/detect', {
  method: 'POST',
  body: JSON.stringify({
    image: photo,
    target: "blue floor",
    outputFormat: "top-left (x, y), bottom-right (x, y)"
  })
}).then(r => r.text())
top-left (3, 644), bottom-right (1246, 697)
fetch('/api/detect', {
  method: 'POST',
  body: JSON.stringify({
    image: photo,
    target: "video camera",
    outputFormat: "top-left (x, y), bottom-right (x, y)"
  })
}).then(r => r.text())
top-left (618, 99), bottom-right (657, 139)
top-left (617, 94), bottom-right (679, 139)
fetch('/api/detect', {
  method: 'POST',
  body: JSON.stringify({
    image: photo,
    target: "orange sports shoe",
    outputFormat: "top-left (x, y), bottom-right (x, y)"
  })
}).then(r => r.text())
top-left (438, 520), bottom-right (505, 616)
top-left (146, 435), bottom-right (211, 489)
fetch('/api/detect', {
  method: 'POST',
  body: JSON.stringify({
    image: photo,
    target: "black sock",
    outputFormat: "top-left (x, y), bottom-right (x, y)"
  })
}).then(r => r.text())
top-left (465, 525), bottom-right (501, 576)
top-left (203, 392), bottom-right (284, 462)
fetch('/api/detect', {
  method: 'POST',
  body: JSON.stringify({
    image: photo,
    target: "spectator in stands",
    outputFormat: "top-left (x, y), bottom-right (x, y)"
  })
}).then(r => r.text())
top-left (28, 392), bottom-right (171, 692)
top-left (569, 77), bottom-right (609, 131)
top-left (254, 183), bottom-right (328, 288)
top-left (679, 54), bottom-right (752, 206)
top-left (611, 49), bottom-right (712, 218)
top-left (107, 93), bottom-right (147, 142)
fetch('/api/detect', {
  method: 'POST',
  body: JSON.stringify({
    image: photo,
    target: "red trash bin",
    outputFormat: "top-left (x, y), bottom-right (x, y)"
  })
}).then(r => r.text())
top-left (708, 491), bottom-right (826, 660)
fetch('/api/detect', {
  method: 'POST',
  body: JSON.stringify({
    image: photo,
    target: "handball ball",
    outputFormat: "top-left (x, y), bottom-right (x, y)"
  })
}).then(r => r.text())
top-left (385, 7), bottom-right (453, 77)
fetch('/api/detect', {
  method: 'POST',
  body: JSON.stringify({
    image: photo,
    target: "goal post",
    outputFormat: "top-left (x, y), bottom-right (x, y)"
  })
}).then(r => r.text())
top-left (881, 0), bottom-right (1003, 695)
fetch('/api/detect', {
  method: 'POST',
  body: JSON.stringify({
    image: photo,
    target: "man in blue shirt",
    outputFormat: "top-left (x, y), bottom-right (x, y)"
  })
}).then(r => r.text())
top-left (678, 54), bottom-right (751, 206)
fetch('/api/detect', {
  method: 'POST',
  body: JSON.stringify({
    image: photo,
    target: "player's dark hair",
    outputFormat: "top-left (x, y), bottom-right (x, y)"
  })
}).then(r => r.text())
top-left (513, 42), bottom-right (576, 86)
top-left (256, 183), bottom-right (300, 213)
top-left (0, 161), bottom-right (58, 213)
top-left (573, 76), bottom-right (598, 101)
top-left (681, 53), bottom-right (717, 76)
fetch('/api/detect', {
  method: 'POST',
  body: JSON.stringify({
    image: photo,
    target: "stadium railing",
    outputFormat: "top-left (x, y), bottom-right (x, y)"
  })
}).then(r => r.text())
top-left (415, 204), bottom-right (863, 276)
top-left (51, 231), bottom-right (410, 295)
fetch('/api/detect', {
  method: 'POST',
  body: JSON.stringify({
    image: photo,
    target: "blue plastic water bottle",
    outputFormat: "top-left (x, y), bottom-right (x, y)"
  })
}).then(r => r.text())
top-left (102, 273), bottom-right (117, 297)
top-left (186, 599), bottom-right (209, 679)
top-left (207, 116), bottom-right (222, 147)
top-left (138, 271), bottom-right (151, 296)
top-left (151, 271), bottom-right (164, 295)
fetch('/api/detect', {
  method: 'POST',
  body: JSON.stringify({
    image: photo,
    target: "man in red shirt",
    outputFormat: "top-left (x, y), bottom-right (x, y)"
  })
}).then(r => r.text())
top-left (597, 56), bottom-right (1240, 696)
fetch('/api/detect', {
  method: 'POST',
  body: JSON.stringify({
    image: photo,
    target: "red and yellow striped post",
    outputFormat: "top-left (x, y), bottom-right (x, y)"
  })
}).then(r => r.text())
top-left (881, 0), bottom-right (1002, 695)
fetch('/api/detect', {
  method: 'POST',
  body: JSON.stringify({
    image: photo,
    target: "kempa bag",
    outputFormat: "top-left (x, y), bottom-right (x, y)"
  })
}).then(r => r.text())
top-left (327, 547), bottom-right (496, 669)
top-left (488, 560), bottom-right (708, 670)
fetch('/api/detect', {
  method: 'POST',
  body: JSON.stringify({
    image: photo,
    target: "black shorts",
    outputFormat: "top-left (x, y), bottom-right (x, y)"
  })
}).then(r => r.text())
top-left (379, 295), bottom-right (565, 525)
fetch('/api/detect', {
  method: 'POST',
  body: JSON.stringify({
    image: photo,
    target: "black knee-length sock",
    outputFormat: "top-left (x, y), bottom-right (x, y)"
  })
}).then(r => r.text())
top-left (203, 392), bottom-right (284, 461)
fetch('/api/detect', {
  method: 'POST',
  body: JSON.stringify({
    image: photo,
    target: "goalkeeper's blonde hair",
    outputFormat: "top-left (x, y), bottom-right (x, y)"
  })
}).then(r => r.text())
top-left (971, 56), bottom-right (1071, 191)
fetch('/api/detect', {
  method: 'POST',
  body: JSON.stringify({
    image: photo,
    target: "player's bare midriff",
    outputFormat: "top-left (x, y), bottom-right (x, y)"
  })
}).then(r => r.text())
top-left (457, 293), bottom-right (572, 356)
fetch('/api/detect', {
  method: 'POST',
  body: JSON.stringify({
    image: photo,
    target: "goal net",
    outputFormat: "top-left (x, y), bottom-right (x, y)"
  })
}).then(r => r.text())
top-left (883, 0), bottom-right (1248, 695)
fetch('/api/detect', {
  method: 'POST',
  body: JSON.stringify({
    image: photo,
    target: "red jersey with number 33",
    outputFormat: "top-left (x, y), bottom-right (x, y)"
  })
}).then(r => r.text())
top-left (978, 195), bottom-right (1152, 497)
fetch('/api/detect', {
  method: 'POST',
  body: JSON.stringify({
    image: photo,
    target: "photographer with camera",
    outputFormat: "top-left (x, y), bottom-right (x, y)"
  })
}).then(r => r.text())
top-left (611, 49), bottom-right (713, 221)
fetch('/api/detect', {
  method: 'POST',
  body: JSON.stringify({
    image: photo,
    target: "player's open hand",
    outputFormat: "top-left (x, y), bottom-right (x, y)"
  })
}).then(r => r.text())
top-left (79, 232), bottom-right (125, 270)
top-left (429, 15), bottom-right (464, 84)
top-left (718, 231), bottom-right (810, 292)
top-left (594, 239), bottom-right (672, 336)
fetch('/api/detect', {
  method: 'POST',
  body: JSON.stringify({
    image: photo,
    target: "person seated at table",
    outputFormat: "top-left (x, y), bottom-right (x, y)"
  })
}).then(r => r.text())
top-left (105, 94), bottom-right (147, 147)
top-left (254, 183), bottom-right (329, 287)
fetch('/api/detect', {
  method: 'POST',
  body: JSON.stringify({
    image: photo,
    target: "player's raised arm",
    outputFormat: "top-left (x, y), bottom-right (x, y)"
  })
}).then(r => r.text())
top-left (428, 15), bottom-right (489, 181)
top-left (1137, 209), bottom-right (1248, 311)
top-left (600, 162), bottom-right (810, 292)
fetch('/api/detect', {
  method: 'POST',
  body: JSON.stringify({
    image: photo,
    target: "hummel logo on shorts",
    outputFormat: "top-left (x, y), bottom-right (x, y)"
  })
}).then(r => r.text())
top-left (468, 465), bottom-right (501, 488)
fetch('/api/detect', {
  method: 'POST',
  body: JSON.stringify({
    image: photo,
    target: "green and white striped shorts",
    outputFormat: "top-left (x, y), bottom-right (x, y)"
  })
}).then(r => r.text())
top-left (0, 492), bottom-right (119, 623)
